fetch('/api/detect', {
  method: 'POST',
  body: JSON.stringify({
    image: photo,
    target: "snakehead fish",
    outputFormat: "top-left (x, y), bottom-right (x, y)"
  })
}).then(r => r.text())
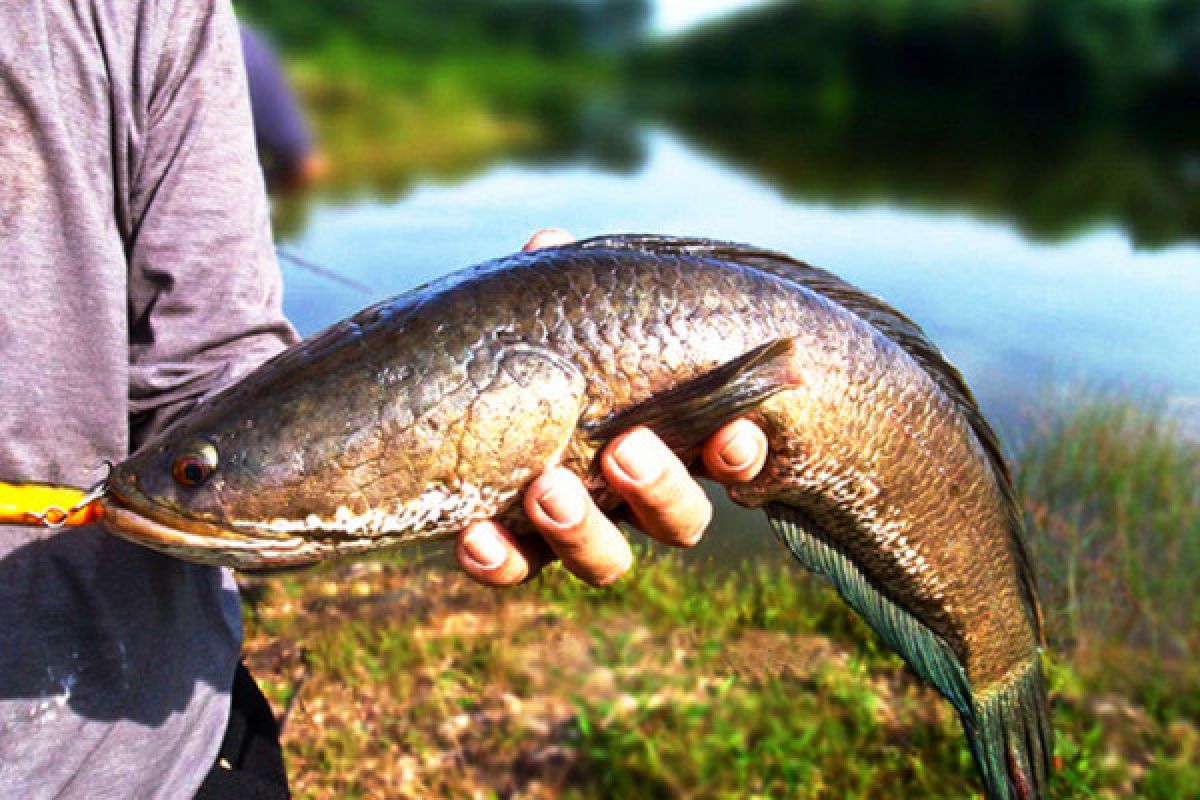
top-left (100, 235), bottom-right (1051, 799)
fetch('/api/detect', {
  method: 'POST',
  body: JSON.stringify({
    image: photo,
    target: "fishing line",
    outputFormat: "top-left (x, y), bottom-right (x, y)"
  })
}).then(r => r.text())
top-left (275, 247), bottom-right (374, 294)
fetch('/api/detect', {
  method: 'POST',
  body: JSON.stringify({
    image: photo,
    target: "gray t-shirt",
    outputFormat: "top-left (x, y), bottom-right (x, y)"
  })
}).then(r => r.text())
top-left (0, 2), bottom-right (296, 797)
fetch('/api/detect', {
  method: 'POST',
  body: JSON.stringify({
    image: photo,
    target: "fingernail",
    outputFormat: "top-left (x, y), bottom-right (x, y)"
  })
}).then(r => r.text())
top-left (595, 547), bottom-right (634, 587)
top-left (681, 522), bottom-right (708, 548)
top-left (611, 429), bottom-right (665, 486)
top-left (535, 471), bottom-right (585, 527)
top-left (523, 228), bottom-right (572, 251)
top-left (462, 527), bottom-right (507, 570)
top-left (719, 425), bottom-right (759, 471)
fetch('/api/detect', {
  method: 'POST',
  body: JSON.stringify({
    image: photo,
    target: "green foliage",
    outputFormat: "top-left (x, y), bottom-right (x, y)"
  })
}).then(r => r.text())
top-left (634, 0), bottom-right (1200, 116)
top-left (1017, 391), bottom-right (1200, 723)
top-left (532, 541), bottom-right (881, 653)
top-left (241, 0), bottom-right (1199, 246)
top-left (567, 669), bottom-right (956, 798)
top-left (237, 0), bottom-right (650, 58)
top-left (1018, 394), bottom-right (1200, 658)
top-left (627, 0), bottom-right (1200, 247)
top-left (238, 0), bottom-right (636, 214)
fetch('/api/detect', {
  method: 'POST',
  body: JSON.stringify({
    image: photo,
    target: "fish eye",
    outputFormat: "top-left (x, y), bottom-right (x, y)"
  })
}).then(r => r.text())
top-left (171, 441), bottom-right (219, 488)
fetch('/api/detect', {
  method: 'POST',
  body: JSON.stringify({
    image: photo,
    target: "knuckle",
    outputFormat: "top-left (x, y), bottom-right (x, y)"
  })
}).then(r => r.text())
top-left (573, 538), bottom-right (632, 587)
top-left (547, 516), bottom-right (594, 553)
top-left (549, 511), bottom-right (613, 557)
top-left (540, 504), bottom-right (608, 559)
top-left (639, 483), bottom-right (711, 546)
top-left (634, 465), bottom-right (692, 514)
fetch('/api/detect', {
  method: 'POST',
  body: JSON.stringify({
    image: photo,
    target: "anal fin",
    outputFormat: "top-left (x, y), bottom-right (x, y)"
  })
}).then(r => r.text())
top-left (768, 502), bottom-right (1052, 799)
top-left (766, 502), bottom-right (973, 717)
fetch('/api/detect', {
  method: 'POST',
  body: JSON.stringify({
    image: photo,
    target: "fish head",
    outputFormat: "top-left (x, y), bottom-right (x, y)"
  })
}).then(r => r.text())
top-left (109, 432), bottom-right (224, 520)
top-left (98, 323), bottom-right (587, 569)
top-left (100, 387), bottom-right (331, 568)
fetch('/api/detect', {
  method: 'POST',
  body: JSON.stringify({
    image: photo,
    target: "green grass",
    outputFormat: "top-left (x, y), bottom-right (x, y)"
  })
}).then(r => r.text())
top-left (242, 393), bottom-right (1200, 798)
top-left (1018, 391), bottom-right (1200, 722)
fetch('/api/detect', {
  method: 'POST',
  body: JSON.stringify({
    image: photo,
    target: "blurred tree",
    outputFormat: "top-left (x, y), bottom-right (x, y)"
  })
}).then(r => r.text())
top-left (632, 0), bottom-right (1200, 119)
top-left (629, 0), bottom-right (1200, 246)
top-left (237, 0), bottom-right (651, 57)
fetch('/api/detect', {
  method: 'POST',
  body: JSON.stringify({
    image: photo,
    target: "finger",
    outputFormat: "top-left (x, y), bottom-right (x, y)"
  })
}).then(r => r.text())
top-left (522, 228), bottom-right (574, 251)
top-left (455, 520), bottom-right (555, 587)
top-left (525, 467), bottom-right (632, 586)
top-left (701, 418), bottom-right (769, 483)
top-left (603, 427), bottom-right (712, 548)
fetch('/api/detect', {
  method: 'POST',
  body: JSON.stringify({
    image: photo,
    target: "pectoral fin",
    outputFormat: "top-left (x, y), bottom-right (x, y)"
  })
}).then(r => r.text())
top-left (581, 337), bottom-right (801, 452)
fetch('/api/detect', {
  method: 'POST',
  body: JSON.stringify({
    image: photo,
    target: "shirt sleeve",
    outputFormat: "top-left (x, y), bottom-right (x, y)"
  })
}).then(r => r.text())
top-left (124, 0), bottom-right (299, 448)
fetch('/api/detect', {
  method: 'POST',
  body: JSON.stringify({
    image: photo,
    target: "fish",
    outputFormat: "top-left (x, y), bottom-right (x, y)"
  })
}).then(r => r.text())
top-left (100, 234), bottom-right (1051, 799)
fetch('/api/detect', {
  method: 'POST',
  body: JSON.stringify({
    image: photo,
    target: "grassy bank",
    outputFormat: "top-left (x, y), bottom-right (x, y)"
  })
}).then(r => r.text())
top-left (1018, 393), bottom-right (1200, 724)
top-left (241, 394), bottom-right (1200, 798)
top-left (287, 54), bottom-right (541, 195)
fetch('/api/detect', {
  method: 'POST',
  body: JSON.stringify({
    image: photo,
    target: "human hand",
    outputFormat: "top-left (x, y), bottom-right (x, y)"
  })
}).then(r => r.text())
top-left (453, 229), bottom-right (770, 587)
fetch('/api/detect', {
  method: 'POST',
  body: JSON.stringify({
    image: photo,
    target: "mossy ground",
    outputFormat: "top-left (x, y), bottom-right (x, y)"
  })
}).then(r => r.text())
top-left (240, 395), bottom-right (1200, 799)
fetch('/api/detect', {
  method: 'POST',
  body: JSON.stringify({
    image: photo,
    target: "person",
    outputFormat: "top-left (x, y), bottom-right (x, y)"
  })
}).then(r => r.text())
top-left (238, 23), bottom-right (329, 193)
top-left (0, 2), bottom-right (768, 798)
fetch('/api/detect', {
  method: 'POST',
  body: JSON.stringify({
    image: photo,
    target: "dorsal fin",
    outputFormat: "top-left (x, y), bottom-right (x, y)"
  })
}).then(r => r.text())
top-left (575, 234), bottom-right (1041, 641)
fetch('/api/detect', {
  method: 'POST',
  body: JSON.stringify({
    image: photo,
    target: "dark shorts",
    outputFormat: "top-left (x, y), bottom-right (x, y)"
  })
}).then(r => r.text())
top-left (193, 663), bottom-right (290, 800)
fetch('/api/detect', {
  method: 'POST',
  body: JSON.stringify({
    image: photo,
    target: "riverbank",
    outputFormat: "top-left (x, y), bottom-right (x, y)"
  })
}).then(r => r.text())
top-left (288, 62), bottom-right (536, 195)
top-left (262, 44), bottom-right (620, 240)
top-left (242, 395), bottom-right (1199, 798)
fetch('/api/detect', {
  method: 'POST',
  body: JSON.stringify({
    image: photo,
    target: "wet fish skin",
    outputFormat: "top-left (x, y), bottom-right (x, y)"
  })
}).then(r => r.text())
top-left (100, 235), bottom-right (1050, 799)
top-left (103, 240), bottom-right (808, 560)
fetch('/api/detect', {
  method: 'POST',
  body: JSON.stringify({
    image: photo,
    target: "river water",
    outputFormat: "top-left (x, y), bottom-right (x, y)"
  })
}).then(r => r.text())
top-left (275, 125), bottom-right (1199, 563)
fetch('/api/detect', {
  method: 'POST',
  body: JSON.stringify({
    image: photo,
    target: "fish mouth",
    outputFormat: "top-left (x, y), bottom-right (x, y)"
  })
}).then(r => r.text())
top-left (100, 487), bottom-right (318, 570)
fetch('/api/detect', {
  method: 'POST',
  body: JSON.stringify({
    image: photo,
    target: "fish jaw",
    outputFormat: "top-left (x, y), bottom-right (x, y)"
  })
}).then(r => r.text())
top-left (100, 457), bottom-right (535, 570)
top-left (99, 490), bottom-right (325, 569)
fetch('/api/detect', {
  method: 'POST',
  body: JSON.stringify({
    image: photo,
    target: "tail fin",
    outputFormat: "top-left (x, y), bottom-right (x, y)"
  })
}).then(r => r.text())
top-left (964, 658), bottom-right (1053, 800)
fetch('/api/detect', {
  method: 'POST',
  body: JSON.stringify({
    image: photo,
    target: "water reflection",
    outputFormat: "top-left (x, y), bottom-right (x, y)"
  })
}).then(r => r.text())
top-left (270, 95), bottom-right (647, 239)
top-left (650, 103), bottom-right (1200, 249)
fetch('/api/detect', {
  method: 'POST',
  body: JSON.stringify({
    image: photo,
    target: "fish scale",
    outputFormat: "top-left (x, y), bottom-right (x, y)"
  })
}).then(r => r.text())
top-left (100, 234), bottom-right (1050, 799)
